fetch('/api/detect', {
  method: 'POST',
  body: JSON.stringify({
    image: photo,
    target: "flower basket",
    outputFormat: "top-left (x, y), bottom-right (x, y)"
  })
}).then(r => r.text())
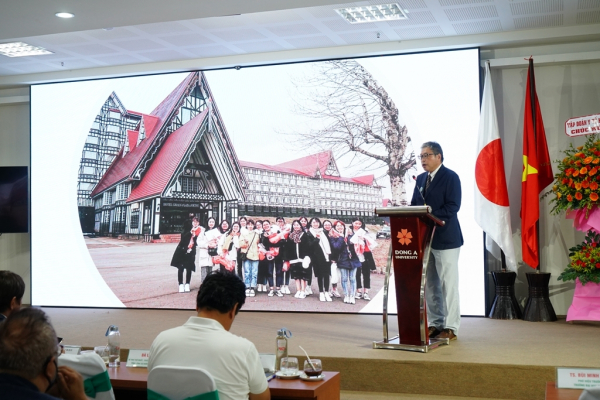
top-left (546, 135), bottom-right (600, 285)
top-left (546, 135), bottom-right (600, 215)
top-left (558, 230), bottom-right (600, 286)
top-left (566, 278), bottom-right (600, 322)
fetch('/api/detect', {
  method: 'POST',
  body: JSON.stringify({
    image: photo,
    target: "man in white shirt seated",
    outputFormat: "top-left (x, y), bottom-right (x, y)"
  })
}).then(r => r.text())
top-left (148, 272), bottom-right (270, 400)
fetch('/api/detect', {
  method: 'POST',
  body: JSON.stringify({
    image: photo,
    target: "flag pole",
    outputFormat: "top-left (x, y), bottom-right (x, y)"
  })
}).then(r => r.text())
top-left (522, 57), bottom-right (557, 321)
top-left (528, 57), bottom-right (542, 273)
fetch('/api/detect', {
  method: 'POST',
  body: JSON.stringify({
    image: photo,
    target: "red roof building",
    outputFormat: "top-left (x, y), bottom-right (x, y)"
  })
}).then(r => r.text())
top-left (239, 150), bottom-right (383, 219)
top-left (84, 72), bottom-right (246, 235)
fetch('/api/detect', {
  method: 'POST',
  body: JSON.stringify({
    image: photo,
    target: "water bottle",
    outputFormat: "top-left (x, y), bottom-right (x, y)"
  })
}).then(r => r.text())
top-left (275, 328), bottom-right (292, 371)
top-left (105, 325), bottom-right (120, 367)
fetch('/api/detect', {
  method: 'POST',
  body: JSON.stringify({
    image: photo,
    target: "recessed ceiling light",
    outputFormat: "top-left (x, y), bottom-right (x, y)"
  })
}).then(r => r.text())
top-left (335, 3), bottom-right (408, 24)
top-left (55, 12), bottom-right (75, 18)
top-left (0, 42), bottom-right (54, 57)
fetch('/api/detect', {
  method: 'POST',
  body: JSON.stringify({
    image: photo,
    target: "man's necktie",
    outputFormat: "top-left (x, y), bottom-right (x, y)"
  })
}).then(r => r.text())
top-left (424, 174), bottom-right (432, 196)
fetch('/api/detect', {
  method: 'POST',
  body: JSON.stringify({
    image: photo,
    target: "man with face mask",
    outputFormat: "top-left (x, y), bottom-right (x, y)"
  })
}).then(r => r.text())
top-left (0, 308), bottom-right (88, 400)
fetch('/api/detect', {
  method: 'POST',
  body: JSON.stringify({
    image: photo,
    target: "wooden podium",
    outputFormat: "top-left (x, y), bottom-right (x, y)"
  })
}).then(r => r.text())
top-left (373, 206), bottom-right (449, 353)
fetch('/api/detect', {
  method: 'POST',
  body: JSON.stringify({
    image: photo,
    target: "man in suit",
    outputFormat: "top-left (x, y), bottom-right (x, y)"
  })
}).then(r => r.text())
top-left (410, 142), bottom-right (463, 341)
top-left (0, 270), bottom-right (25, 322)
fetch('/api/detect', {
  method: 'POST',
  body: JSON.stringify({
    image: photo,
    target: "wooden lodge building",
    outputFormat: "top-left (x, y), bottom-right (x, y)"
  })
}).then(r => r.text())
top-left (79, 71), bottom-right (246, 236)
top-left (78, 72), bottom-right (384, 238)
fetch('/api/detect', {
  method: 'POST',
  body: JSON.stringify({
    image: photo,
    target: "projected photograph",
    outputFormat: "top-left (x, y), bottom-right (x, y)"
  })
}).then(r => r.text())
top-left (31, 48), bottom-right (482, 314)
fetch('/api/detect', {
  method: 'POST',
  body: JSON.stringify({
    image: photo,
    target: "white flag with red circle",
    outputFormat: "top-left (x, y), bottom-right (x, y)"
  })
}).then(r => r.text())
top-left (474, 63), bottom-right (517, 271)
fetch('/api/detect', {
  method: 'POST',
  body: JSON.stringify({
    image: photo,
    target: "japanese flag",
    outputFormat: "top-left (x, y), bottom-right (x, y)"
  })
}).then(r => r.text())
top-left (474, 63), bottom-right (517, 271)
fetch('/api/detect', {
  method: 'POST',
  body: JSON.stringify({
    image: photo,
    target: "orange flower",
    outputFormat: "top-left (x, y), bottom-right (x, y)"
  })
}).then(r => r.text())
top-left (594, 158), bottom-right (600, 164)
top-left (590, 167), bottom-right (598, 176)
top-left (582, 181), bottom-right (590, 189)
top-left (576, 160), bottom-right (582, 166)
top-left (584, 156), bottom-right (593, 164)
top-left (591, 193), bottom-right (599, 201)
top-left (591, 182), bottom-right (598, 190)
top-left (569, 178), bottom-right (574, 186)
top-left (577, 146), bottom-right (584, 150)
top-left (576, 192), bottom-right (583, 200)
top-left (567, 194), bottom-right (573, 202)
top-left (573, 170), bottom-right (580, 177)
top-left (575, 182), bottom-right (582, 190)
top-left (566, 168), bottom-right (573, 176)
top-left (581, 167), bottom-right (588, 175)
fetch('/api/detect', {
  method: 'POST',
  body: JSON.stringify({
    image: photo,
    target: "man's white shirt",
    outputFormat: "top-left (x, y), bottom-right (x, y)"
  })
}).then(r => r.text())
top-left (149, 317), bottom-right (268, 400)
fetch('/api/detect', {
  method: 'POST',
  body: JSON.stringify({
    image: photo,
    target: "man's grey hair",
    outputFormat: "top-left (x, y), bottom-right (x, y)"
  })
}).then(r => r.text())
top-left (0, 308), bottom-right (58, 379)
top-left (421, 141), bottom-right (444, 162)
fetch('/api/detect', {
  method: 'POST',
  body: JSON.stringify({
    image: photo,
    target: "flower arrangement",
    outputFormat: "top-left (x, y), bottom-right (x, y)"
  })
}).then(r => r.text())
top-left (559, 230), bottom-right (600, 285)
top-left (547, 135), bottom-right (600, 215)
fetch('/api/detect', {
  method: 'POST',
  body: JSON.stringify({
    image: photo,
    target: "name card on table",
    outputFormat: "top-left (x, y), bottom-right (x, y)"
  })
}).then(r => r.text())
top-left (63, 346), bottom-right (81, 355)
top-left (557, 367), bottom-right (600, 389)
top-left (126, 349), bottom-right (150, 368)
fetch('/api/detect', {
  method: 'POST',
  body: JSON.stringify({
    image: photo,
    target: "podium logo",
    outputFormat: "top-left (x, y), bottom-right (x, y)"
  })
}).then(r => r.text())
top-left (397, 229), bottom-right (413, 245)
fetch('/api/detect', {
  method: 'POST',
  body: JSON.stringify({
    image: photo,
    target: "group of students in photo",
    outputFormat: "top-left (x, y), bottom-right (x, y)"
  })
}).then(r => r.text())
top-left (170, 215), bottom-right (379, 304)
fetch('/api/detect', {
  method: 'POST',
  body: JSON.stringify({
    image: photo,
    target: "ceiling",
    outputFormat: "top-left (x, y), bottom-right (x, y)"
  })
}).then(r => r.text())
top-left (1, 0), bottom-right (600, 86)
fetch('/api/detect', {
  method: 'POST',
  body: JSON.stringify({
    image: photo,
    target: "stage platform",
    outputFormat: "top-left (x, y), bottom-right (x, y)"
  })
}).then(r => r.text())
top-left (43, 308), bottom-right (600, 400)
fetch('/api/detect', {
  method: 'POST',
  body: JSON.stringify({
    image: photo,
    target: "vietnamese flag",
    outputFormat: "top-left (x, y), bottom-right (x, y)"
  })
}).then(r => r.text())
top-left (521, 58), bottom-right (553, 269)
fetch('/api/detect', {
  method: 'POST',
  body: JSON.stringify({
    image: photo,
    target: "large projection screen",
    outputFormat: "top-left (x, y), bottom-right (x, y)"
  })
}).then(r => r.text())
top-left (31, 48), bottom-right (483, 315)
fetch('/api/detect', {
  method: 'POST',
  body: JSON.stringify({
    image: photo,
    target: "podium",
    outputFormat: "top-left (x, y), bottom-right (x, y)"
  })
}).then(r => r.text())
top-left (373, 206), bottom-right (449, 353)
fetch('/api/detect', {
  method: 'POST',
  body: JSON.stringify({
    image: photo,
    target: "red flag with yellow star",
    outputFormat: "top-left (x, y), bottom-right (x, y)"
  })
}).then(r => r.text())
top-left (521, 58), bottom-right (553, 269)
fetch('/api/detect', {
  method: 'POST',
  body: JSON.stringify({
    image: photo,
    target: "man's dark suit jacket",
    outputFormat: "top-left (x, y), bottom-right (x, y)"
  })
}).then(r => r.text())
top-left (410, 164), bottom-right (464, 250)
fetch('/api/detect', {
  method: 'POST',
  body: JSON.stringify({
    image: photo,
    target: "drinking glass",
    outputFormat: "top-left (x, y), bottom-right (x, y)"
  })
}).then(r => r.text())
top-left (94, 346), bottom-right (109, 364)
top-left (303, 359), bottom-right (322, 377)
top-left (280, 357), bottom-right (299, 376)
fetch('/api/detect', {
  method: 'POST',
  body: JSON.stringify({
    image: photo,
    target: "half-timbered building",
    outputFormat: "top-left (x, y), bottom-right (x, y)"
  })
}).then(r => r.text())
top-left (77, 93), bottom-right (142, 232)
top-left (86, 72), bottom-right (246, 236)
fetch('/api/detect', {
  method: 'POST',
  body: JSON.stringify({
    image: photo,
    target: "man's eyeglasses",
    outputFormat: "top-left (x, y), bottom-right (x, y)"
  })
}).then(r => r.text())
top-left (418, 153), bottom-right (437, 160)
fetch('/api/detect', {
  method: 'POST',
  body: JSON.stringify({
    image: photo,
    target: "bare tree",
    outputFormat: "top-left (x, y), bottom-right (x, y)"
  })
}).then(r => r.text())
top-left (290, 60), bottom-right (415, 205)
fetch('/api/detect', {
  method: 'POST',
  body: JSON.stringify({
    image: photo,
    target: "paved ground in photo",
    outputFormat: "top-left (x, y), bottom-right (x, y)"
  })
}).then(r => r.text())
top-left (86, 237), bottom-right (389, 312)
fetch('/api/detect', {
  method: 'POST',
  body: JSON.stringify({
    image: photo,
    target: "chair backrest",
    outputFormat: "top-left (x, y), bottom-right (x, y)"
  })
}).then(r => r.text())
top-left (579, 388), bottom-right (600, 400)
top-left (148, 366), bottom-right (218, 400)
top-left (57, 352), bottom-right (115, 400)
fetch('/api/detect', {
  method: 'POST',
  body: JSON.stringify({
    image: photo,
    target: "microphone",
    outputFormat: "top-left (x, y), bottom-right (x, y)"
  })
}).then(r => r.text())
top-left (412, 175), bottom-right (426, 205)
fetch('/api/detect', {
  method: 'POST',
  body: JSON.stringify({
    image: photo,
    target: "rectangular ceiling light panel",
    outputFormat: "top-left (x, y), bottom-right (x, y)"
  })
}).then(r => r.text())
top-left (336, 3), bottom-right (408, 24)
top-left (0, 42), bottom-right (54, 57)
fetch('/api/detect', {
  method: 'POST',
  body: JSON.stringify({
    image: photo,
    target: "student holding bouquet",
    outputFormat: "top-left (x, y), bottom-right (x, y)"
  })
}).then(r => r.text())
top-left (330, 221), bottom-right (361, 304)
top-left (260, 220), bottom-right (284, 297)
top-left (239, 219), bottom-right (260, 297)
top-left (283, 220), bottom-right (311, 298)
top-left (170, 219), bottom-right (196, 293)
top-left (221, 221), bottom-right (241, 274)
top-left (350, 218), bottom-right (377, 301)
top-left (275, 217), bottom-right (291, 295)
top-left (306, 218), bottom-right (332, 302)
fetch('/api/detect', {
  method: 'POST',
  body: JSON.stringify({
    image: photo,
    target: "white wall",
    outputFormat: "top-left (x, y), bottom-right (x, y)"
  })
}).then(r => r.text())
top-left (0, 88), bottom-right (31, 304)
top-left (492, 61), bottom-right (600, 314)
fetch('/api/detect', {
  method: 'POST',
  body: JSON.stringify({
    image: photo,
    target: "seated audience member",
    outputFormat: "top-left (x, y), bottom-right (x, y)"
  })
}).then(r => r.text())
top-left (149, 272), bottom-right (270, 400)
top-left (0, 270), bottom-right (26, 322)
top-left (0, 308), bottom-right (88, 400)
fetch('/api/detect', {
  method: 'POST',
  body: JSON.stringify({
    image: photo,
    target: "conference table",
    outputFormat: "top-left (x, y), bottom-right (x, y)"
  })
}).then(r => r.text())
top-left (107, 365), bottom-right (340, 400)
top-left (545, 382), bottom-right (584, 400)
